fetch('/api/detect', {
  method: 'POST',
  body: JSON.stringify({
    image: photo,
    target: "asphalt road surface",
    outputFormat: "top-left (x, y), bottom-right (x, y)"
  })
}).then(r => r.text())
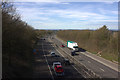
top-left (51, 35), bottom-right (118, 78)
top-left (32, 38), bottom-right (85, 80)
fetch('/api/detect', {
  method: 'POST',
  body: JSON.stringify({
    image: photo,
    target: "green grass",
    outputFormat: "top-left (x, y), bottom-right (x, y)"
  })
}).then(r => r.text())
top-left (101, 52), bottom-right (118, 62)
top-left (84, 49), bottom-right (118, 62)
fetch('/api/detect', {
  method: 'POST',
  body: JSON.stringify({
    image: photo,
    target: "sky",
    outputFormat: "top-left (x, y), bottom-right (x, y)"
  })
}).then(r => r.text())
top-left (13, 1), bottom-right (118, 30)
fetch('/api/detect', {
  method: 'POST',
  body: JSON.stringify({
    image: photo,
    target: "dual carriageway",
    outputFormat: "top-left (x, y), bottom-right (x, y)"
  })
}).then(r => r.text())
top-left (32, 36), bottom-right (119, 80)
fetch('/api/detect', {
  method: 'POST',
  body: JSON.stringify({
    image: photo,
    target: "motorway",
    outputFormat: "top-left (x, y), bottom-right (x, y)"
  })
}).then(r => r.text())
top-left (32, 38), bottom-right (85, 80)
top-left (51, 35), bottom-right (119, 78)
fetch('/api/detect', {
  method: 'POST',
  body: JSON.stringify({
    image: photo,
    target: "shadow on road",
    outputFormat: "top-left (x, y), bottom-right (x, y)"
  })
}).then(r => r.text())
top-left (78, 48), bottom-right (86, 52)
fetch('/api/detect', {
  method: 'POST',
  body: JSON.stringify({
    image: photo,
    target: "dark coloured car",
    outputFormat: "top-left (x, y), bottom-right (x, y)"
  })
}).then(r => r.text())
top-left (55, 54), bottom-right (60, 57)
top-left (71, 51), bottom-right (75, 56)
top-left (64, 59), bottom-right (70, 65)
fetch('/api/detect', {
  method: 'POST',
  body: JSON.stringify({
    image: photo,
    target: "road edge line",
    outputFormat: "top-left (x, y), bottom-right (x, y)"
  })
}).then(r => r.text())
top-left (42, 42), bottom-right (54, 80)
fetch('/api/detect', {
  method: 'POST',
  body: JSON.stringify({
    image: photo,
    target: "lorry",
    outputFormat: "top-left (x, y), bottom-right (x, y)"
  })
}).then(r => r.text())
top-left (67, 41), bottom-right (79, 51)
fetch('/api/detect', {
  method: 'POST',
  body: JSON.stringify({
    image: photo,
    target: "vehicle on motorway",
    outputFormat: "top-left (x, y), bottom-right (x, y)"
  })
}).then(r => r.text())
top-left (40, 38), bottom-right (45, 40)
top-left (51, 37), bottom-right (54, 39)
top-left (63, 59), bottom-right (70, 65)
top-left (67, 41), bottom-right (79, 51)
top-left (50, 52), bottom-right (56, 57)
top-left (52, 62), bottom-right (64, 76)
top-left (61, 44), bottom-right (65, 48)
top-left (55, 54), bottom-right (60, 57)
top-left (71, 51), bottom-right (75, 56)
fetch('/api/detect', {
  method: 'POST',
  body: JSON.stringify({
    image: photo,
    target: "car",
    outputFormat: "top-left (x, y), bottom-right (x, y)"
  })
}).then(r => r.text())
top-left (40, 38), bottom-right (44, 40)
top-left (40, 38), bottom-right (45, 40)
top-left (71, 51), bottom-right (75, 56)
top-left (61, 44), bottom-right (65, 47)
top-left (55, 54), bottom-right (60, 57)
top-left (63, 59), bottom-right (70, 65)
top-left (52, 62), bottom-right (64, 76)
top-left (52, 62), bottom-right (61, 67)
top-left (50, 52), bottom-right (56, 57)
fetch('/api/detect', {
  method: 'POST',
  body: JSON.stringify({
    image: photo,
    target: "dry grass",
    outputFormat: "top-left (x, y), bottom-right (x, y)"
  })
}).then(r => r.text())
top-left (57, 26), bottom-right (118, 62)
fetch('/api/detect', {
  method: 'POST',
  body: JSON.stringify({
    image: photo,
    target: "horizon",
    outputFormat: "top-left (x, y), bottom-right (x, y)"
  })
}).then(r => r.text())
top-left (34, 28), bottom-right (119, 31)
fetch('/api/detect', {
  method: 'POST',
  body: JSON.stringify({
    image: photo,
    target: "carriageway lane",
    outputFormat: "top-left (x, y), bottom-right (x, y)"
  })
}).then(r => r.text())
top-left (42, 38), bottom-right (85, 80)
top-left (51, 36), bottom-right (118, 78)
top-left (75, 52), bottom-right (118, 78)
top-left (32, 40), bottom-right (52, 79)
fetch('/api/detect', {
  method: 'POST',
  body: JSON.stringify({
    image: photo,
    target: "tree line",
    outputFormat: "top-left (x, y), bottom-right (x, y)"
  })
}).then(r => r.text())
top-left (2, 2), bottom-right (40, 78)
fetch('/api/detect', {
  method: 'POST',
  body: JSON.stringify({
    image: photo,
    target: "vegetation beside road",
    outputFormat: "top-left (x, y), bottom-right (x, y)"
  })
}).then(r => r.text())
top-left (2, 2), bottom-right (48, 78)
top-left (35, 29), bottom-right (53, 38)
top-left (57, 25), bottom-right (118, 62)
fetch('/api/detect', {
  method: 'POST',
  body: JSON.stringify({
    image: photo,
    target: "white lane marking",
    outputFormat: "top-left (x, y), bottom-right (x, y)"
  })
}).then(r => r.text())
top-left (100, 68), bottom-right (105, 72)
top-left (36, 59), bottom-right (41, 62)
top-left (56, 49), bottom-right (64, 58)
top-left (59, 46), bottom-right (88, 68)
top-left (51, 38), bottom-right (104, 78)
top-left (55, 49), bottom-right (83, 77)
top-left (51, 38), bottom-right (101, 78)
top-left (55, 36), bottom-right (119, 72)
top-left (42, 43), bottom-right (54, 80)
top-left (88, 61), bottom-right (91, 63)
top-left (81, 52), bottom-right (118, 72)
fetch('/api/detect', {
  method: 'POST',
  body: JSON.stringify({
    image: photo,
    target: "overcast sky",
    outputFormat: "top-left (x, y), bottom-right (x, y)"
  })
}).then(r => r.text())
top-left (14, 2), bottom-right (118, 30)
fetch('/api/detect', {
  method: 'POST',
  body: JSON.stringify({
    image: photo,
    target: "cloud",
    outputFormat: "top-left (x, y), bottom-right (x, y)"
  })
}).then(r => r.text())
top-left (98, 8), bottom-right (118, 15)
top-left (15, 6), bottom-right (50, 23)
top-left (111, 11), bottom-right (118, 15)
top-left (61, 2), bottom-right (70, 4)
top-left (14, 2), bottom-right (118, 30)
top-left (44, 9), bottom-right (109, 21)
top-left (104, 1), bottom-right (114, 4)
top-left (95, 20), bottom-right (118, 22)
top-left (13, 0), bottom-right (119, 2)
top-left (14, 0), bottom-right (59, 2)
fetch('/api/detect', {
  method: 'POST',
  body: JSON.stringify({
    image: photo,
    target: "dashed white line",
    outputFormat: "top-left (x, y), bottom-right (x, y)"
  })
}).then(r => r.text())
top-left (50, 38), bottom-right (98, 78)
top-left (88, 61), bottom-right (91, 63)
top-left (50, 42), bottom-right (82, 75)
top-left (55, 49), bottom-right (83, 77)
top-left (81, 52), bottom-right (119, 72)
top-left (42, 43), bottom-right (54, 80)
top-left (100, 68), bottom-right (105, 72)
top-left (55, 36), bottom-right (119, 72)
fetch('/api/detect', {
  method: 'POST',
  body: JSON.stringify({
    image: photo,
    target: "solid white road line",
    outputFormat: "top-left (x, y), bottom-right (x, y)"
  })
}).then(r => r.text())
top-left (55, 48), bottom-right (87, 77)
top-left (81, 52), bottom-right (118, 72)
top-left (50, 38), bottom-right (100, 78)
top-left (42, 43), bottom-right (54, 80)
top-left (55, 36), bottom-right (119, 72)
top-left (88, 61), bottom-right (91, 63)
top-left (100, 68), bottom-right (105, 72)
